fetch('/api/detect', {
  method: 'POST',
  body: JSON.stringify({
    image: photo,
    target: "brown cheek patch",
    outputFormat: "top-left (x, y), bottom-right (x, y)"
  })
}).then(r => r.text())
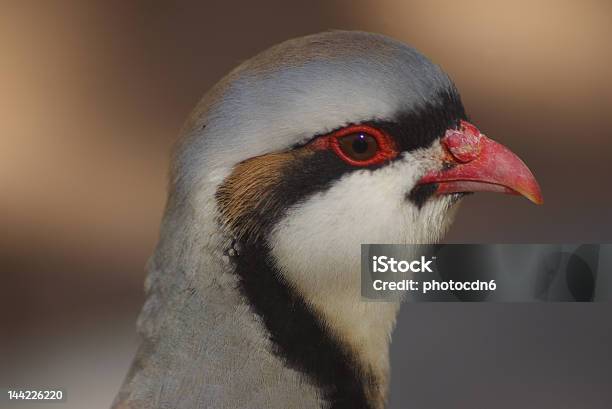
top-left (216, 149), bottom-right (314, 242)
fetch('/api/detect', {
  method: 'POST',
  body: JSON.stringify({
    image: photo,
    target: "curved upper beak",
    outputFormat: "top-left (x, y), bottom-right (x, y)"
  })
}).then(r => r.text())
top-left (417, 120), bottom-right (543, 204)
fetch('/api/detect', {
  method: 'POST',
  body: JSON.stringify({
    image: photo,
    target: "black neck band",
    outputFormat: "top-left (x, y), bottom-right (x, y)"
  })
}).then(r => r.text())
top-left (232, 241), bottom-right (375, 409)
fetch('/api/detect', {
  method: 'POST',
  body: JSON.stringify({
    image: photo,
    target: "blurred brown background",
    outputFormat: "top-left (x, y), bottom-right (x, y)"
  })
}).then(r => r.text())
top-left (1, 1), bottom-right (611, 408)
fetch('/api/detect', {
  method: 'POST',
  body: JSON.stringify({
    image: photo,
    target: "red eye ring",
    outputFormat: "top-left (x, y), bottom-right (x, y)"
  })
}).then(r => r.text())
top-left (309, 124), bottom-right (398, 167)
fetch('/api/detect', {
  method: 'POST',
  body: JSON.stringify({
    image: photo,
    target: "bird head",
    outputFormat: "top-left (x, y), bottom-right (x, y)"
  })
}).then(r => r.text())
top-left (170, 28), bottom-right (543, 366)
top-left (173, 31), bottom-right (541, 270)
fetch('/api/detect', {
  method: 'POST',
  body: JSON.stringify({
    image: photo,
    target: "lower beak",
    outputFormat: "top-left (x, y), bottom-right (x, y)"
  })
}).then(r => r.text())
top-left (417, 120), bottom-right (543, 204)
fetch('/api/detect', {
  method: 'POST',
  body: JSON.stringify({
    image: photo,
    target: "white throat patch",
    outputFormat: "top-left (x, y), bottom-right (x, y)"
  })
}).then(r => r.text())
top-left (269, 147), bottom-right (461, 391)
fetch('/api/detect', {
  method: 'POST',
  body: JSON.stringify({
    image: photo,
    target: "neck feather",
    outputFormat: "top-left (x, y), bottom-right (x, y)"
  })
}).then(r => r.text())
top-left (114, 206), bottom-right (397, 409)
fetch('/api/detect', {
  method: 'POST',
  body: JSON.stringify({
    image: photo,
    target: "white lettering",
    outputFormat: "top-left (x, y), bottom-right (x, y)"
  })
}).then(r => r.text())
top-left (371, 255), bottom-right (435, 273)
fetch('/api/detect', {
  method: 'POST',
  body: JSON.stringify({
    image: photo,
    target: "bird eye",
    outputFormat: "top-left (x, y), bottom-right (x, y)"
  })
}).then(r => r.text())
top-left (338, 133), bottom-right (378, 161)
top-left (324, 125), bottom-right (397, 166)
top-left (307, 125), bottom-right (398, 166)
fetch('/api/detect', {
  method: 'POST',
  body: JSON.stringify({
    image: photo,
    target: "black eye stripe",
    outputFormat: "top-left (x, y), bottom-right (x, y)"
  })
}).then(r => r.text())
top-left (367, 89), bottom-right (467, 153)
top-left (218, 149), bottom-right (354, 243)
top-left (294, 89), bottom-right (466, 153)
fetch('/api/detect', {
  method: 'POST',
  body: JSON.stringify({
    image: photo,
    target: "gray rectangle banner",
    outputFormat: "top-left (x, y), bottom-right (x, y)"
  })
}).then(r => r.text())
top-left (361, 244), bottom-right (612, 302)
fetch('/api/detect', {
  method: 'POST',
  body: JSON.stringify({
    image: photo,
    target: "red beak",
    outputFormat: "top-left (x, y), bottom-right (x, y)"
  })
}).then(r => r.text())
top-left (417, 120), bottom-right (543, 204)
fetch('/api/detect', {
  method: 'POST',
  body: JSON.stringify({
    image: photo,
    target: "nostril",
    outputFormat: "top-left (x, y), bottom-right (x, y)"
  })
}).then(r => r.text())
top-left (442, 124), bottom-right (483, 163)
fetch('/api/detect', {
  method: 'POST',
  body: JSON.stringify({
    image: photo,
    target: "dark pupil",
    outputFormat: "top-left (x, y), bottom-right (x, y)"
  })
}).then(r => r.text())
top-left (352, 134), bottom-right (369, 154)
top-left (338, 132), bottom-right (378, 162)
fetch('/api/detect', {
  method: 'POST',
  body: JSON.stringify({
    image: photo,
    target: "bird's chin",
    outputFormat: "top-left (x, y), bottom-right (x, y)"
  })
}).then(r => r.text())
top-left (407, 183), bottom-right (469, 209)
top-left (433, 193), bottom-right (466, 223)
top-left (447, 192), bottom-right (471, 206)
